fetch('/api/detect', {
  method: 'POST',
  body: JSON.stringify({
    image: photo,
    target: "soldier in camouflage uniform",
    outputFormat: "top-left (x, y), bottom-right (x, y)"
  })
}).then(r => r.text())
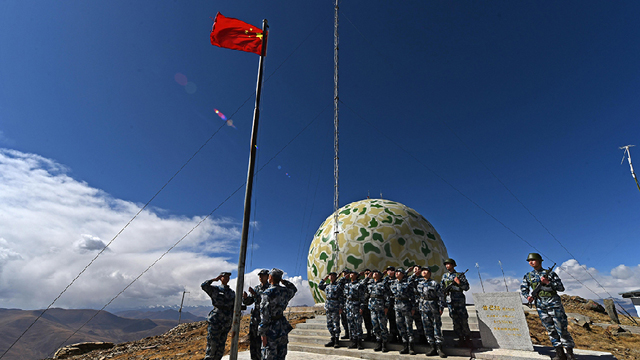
top-left (259, 268), bottom-right (297, 360)
top-left (201, 271), bottom-right (235, 360)
top-left (318, 271), bottom-right (344, 348)
top-left (417, 267), bottom-right (447, 358)
top-left (383, 266), bottom-right (400, 343)
top-left (338, 268), bottom-right (351, 340)
top-left (242, 269), bottom-right (270, 360)
top-left (367, 269), bottom-right (390, 353)
top-left (521, 253), bottom-right (576, 360)
top-left (360, 269), bottom-right (374, 341)
top-left (408, 265), bottom-right (426, 344)
top-left (441, 258), bottom-right (472, 347)
top-left (343, 270), bottom-right (367, 350)
top-left (390, 268), bottom-right (416, 355)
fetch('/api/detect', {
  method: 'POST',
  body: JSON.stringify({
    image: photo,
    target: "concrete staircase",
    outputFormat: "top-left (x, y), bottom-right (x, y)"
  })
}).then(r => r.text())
top-left (288, 306), bottom-right (481, 359)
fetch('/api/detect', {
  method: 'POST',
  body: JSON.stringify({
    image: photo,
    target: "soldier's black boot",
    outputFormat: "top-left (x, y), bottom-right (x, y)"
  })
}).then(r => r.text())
top-left (552, 346), bottom-right (567, 360)
top-left (364, 332), bottom-right (373, 341)
top-left (348, 339), bottom-right (357, 349)
top-left (409, 342), bottom-right (416, 355)
top-left (374, 340), bottom-right (382, 352)
top-left (357, 338), bottom-right (364, 350)
top-left (426, 343), bottom-right (437, 356)
top-left (324, 337), bottom-right (335, 347)
top-left (382, 341), bottom-right (389, 353)
top-left (565, 348), bottom-right (577, 360)
top-left (436, 343), bottom-right (447, 358)
top-left (341, 331), bottom-right (350, 340)
top-left (334, 336), bottom-right (341, 348)
top-left (400, 341), bottom-right (409, 354)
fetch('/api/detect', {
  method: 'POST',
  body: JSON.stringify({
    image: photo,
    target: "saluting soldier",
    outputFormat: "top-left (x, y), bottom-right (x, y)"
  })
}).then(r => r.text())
top-left (318, 271), bottom-right (344, 348)
top-left (242, 269), bottom-right (270, 360)
top-left (383, 265), bottom-right (400, 343)
top-left (521, 253), bottom-right (575, 360)
top-left (441, 258), bottom-right (472, 347)
top-left (343, 270), bottom-right (367, 350)
top-left (390, 268), bottom-right (416, 355)
top-left (367, 269), bottom-right (391, 353)
top-left (258, 268), bottom-right (297, 360)
top-left (416, 266), bottom-right (447, 358)
top-left (408, 264), bottom-right (426, 343)
top-left (338, 268), bottom-right (351, 340)
top-left (201, 271), bottom-right (235, 360)
top-left (360, 269), bottom-right (374, 341)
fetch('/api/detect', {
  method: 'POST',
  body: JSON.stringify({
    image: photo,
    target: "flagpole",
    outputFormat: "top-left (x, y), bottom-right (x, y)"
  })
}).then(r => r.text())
top-left (229, 18), bottom-right (268, 360)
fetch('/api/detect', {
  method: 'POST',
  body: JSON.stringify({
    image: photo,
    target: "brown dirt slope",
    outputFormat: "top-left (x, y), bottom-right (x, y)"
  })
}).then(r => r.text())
top-left (527, 295), bottom-right (640, 360)
top-left (48, 310), bottom-right (320, 360)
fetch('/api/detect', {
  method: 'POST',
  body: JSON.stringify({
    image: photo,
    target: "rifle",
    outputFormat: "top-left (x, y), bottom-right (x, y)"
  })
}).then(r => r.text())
top-left (527, 263), bottom-right (556, 308)
top-left (443, 269), bottom-right (469, 296)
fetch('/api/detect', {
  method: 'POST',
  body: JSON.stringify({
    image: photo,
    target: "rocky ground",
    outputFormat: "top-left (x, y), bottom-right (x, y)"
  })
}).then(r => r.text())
top-left (47, 299), bottom-right (640, 360)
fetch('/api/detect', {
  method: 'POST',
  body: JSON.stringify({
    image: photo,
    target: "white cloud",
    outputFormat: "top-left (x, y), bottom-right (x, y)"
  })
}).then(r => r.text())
top-left (0, 149), bottom-right (241, 309)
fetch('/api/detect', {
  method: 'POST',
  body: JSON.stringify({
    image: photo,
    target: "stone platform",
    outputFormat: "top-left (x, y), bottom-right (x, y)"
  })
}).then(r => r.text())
top-left (286, 306), bottom-right (617, 360)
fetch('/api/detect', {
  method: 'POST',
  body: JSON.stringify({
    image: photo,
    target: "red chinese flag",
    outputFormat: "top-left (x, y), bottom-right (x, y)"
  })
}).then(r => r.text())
top-left (210, 13), bottom-right (266, 56)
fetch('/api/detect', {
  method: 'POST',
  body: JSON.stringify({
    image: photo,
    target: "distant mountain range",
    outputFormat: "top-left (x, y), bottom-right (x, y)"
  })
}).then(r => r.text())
top-left (0, 307), bottom-right (203, 360)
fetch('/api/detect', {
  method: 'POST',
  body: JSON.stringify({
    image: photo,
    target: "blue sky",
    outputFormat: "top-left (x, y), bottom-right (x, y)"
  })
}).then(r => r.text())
top-left (1, 1), bottom-right (639, 311)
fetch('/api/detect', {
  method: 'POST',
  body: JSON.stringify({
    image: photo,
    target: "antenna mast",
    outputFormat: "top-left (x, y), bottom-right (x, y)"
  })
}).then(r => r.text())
top-left (333, 0), bottom-right (340, 267)
top-left (620, 145), bottom-right (640, 192)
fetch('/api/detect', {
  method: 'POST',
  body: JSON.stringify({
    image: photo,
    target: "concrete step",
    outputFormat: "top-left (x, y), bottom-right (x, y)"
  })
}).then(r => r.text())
top-left (302, 316), bottom-right (479, 331)
top-left (288, 342), bottom-right (477, 359)
top-left (289, 332), bottom-right (482, 350)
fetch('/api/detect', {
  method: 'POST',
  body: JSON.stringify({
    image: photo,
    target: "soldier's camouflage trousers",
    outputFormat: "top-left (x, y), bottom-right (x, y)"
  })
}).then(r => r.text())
top-left (370, 308), bottom-right (389, 342)
top-left (325, 308), bottom-right (341, 337)
top-left (536, 296), bottom-right (575, 348)
top-left (420, 301), bottom-right (444, 344)
top-left (394, 306), bottom-right (414, 343)
top-left (205, 319), bottom-right (231, 360)
top-left (261, 334), bottom-right (289, 360)
top-left (345, 302), bottom-right (363, 340)
top-left (412, 307), bottom-right (424, 337)
top-left (387, 300), bottom-right (399, 337)
top-left (363, 307), bottom-right (373, 334)
top-left (447, 299), bottom-right (471, 339)
top-left (249, 323), bottom-right (261, 360)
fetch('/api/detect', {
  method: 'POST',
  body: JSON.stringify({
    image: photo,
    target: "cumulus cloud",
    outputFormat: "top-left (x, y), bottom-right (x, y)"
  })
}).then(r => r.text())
top-left (0, 149), bottom-right (241, 309)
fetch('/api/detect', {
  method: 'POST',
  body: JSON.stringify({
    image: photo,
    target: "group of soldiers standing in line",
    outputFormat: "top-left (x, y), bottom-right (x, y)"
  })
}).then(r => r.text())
top-left (201, 268), bottom-right (297, 360)
top-left (318, 258), bottom-right (472, 358)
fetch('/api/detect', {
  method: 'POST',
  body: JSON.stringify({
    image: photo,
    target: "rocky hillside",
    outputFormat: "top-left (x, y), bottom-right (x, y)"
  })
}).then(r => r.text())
top-left (47, 299), bottom-right (640, 360)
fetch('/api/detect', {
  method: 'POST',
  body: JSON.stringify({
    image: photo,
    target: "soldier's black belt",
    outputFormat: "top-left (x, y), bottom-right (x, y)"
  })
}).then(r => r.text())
top-left (347, 297), bottom-right (361, 301)
top-left (397, 297), bottom-right (410, 301)
top-left (216, 306), bottom-right (233, 312)
top-left (370, 295), bottom-right (385, 299)
top-left (421, 296), bottom-right (437, 301)
top-left (272, 314), bottom-right (284, 321)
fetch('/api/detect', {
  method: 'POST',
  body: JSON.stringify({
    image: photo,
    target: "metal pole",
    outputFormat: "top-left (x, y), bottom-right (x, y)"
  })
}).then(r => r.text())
top-left (332, 0), bottom-right (340, 269)
top-left (475, 263), bottom-right (485, 293)
top-left (178, 290), bottom-right (189, 325)
top-left (498, 260), bottom-right (509, 292)
top-left (229, 19), bottom-right (268, 360)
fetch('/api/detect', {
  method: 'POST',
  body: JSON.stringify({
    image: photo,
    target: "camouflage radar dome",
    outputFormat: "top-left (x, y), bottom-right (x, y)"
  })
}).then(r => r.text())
top-left (307, 198), bottom-right (449, 303)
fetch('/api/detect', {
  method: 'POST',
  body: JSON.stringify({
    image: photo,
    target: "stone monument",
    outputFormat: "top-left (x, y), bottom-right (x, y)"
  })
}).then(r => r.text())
top-left (473, 292), bottom-right (534, 351)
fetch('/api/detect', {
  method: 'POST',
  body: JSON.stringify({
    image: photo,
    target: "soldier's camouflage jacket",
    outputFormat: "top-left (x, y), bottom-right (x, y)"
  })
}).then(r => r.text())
top-left (243, 282), bottom-right (270, 328)
top-left (416, 278), bottom-right (445, 312)
top-left (201, 280), bottom-right (235, 324)
top-left (520, 268), bottom-right (564, 304)
top-left (318, 279), bottom-right (344, 311)
top-left (367, 279), bottom-right (391, 311)
top-left (390, 277), bottom-right (415, 311)
top-left (258, 279), bottom-right (297, 339)
top-left (343, 279), bottom-right (367, 311)
top-left (441, 271), bottom-right (469, 303)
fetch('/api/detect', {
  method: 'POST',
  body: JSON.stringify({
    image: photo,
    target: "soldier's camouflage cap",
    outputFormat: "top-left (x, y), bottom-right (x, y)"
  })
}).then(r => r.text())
top-left (363, 268), bottom-right (371, 272)
top-left (341, 268), bottom-right (350, 274)
top-left (386, 266), bottom-right (396, 271)
top-left (258, 269), bottom-right (269, 276)
top-left (527, 253), bottom-right (543, 262)
top-left (395, 267), bottom-right (406, 274)
top-left (371, 269), bottom-right (382, 274)
top-left (412, 264), bottom-right (423, 269)
top-left (269, 268), bottom-right (284, 277)
top-left (328, 271), bottom-right (337, 276)
top-left (422, 266), bottom-right (432, 272)
top-left (220, 271), bottom-right (232, 277)
top-left (443, 258), bottom-right (457, 267)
